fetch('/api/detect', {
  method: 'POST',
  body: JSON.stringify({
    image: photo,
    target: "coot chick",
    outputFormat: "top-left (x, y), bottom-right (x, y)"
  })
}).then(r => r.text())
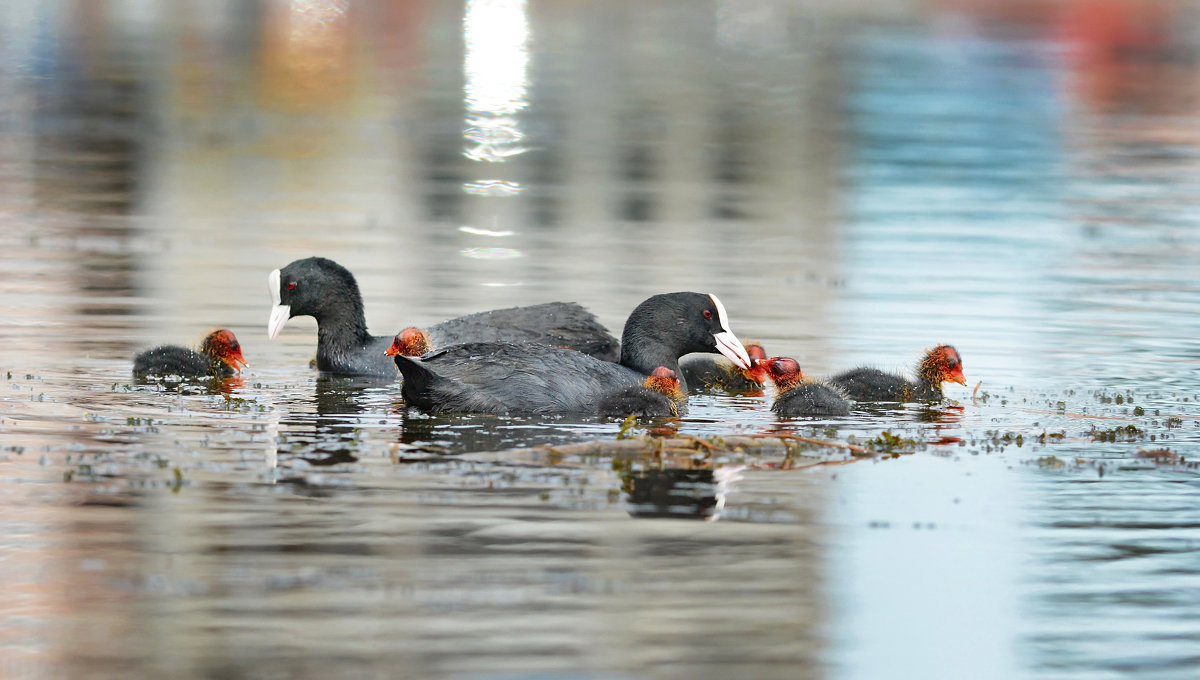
top-left (384, 328), bottom-right (434, 357)
top-left (268, 257), bottom-right (620, 377)
top-left (828, 344), bottom-right (966, 402)
top-left (761, 357), bottom-right (851, 417)
top-left (393, 292), bottom-right (752, 416)
top-left (679, 342), bottom-right (768, 392)
top-left (598, 367), bottom-right (686, 417)
top-left (133, 329), bottom-right (248, 378)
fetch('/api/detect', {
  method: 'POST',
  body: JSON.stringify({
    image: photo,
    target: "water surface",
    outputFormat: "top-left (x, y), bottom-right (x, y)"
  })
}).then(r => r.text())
top-left (2, 2), bottom-right (1200, 679)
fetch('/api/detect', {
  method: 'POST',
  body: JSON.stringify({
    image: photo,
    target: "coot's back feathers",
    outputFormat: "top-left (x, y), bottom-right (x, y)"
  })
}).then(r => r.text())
top-left (395, 343), bottom-right (643, 415)
top-left (773, 383), bottom-right (851, 417)
top-left (826, 367), bottom-right (920, 401)
top-left (268, 257), bottom-right (620, 376)
top-left (134, 345), bottom-right (223, 377)
top-left (427, 302), bottom-right (618, 362)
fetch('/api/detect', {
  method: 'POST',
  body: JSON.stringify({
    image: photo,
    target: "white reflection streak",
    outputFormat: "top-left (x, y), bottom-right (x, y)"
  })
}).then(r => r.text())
top-left (464, 0), bottom-right (529, 115)
top-left (463, 0), bottom-right (529, 162)
top-left (459, 225), bottom-right (516, 237)
top-left (460, 247), bottom-right (523, 260)
top-left (709, 465), bottom-right (746, 522)
top-left (462, 180), bottom-right (524, 197)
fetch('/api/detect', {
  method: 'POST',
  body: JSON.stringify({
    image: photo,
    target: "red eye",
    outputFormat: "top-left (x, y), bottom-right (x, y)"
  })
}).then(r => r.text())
top-left (703, 310), bottom-right (712, 319)
top-left (286, 282), bottom-right (296, 291)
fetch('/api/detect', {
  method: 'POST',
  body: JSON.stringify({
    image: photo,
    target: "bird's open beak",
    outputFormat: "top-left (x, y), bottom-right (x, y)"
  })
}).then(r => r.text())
top-left (267, 268), bottom-right (290, 340)
top-left (714, 331), bottom-right (752, 369)
top-left (225, 348), bottom-right (249, 373)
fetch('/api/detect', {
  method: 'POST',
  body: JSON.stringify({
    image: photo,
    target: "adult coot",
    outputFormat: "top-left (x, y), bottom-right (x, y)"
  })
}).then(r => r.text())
top-left (392, 292), bottom-right (752, 416)
top-left (761, 357), bottom-right (851, 417)
top-left (828, 344), bottom-right (966, 402)
top-left (679, 342), bottom-right (767, 392)
top-left (268, 257), bottom-right (620, 376)
top-left (133, 329), bottom-right (248, 378)
top-left (597, 367), bottom-right (686, 417)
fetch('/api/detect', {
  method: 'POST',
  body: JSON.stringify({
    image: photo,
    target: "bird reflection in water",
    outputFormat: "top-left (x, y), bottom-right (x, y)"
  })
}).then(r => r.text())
top-left (918, 404), bottom-right (965, 445)
top-left (621, 465), bottom-right (744, 521)
top-left (280, 375), bottom-right (394, 467)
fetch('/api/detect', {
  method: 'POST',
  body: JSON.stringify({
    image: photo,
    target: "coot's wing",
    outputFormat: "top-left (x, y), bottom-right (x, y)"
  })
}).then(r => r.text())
top-left (407, 342), bottom-right (640, 414)
top-left (427, 302), bottom-right (619, 362)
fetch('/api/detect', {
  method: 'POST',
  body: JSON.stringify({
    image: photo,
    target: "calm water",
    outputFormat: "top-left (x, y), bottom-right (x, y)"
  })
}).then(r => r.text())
top-left (2, 1), bottom-right (1200, 678)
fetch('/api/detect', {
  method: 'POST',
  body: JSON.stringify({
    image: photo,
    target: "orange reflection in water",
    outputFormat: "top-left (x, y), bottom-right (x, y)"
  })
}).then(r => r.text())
top-left (258, 1), bottom-right (354, 112)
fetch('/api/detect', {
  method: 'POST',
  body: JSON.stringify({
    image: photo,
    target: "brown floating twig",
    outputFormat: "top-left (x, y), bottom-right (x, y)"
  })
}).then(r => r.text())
top-left (769, 432), bottom-right (883, 457)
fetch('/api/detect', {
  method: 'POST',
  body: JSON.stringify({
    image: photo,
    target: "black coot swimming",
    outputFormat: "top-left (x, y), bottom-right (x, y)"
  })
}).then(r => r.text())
top-left (679, 342), bottom-right (767, 392)
top-left (597, 366), bottom-right (686, 417)
top-left (392, 292), bottom-right (752, 416)
top-left (268, 257), bottom-right (620, 377)
top-left (761, 357), bottom-right (851, 417)
top-left (828, 344), bottom-right (966, 402)
top-left (133, 329), bottom-right (248, 378)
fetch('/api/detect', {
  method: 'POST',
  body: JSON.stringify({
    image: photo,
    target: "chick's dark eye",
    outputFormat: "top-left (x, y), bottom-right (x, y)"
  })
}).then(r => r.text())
top-left (286, 282), bottom-right (296, 291)
top-left (703, 309), bottom-right (712, 319)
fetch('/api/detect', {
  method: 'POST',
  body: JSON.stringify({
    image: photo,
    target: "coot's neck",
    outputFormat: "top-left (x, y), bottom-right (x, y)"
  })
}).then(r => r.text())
top-left (914, 354), bottom-right (945, 400)
top-left (619, 331), bottom-right (692, 391)
top-left (205, 356), bottom-right (232, 378)
top-left (313, 301), bottom-right (375, 353)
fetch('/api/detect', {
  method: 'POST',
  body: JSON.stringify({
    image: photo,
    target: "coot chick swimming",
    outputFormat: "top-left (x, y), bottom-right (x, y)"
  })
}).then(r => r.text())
top-left (268, 257), bottom-right (620, 377)
top-left (384, 328), bottom-right (434, 357)
top-left (133, 329), bottom-right (248, 378)
top-left (828, 344), bottom-right (966, 402)
top-left (393, 292), bottom-right (752, 416)
top-left (679, 342), bottom-right (768, 392)
top-left (761, 357), bottom-right (851, 417)
top-left (598, 367), bottom-right (686, 417)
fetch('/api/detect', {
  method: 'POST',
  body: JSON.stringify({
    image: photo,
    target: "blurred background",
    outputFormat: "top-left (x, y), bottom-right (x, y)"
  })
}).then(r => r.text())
top-left (2, 1), bottom-right (1200, 679)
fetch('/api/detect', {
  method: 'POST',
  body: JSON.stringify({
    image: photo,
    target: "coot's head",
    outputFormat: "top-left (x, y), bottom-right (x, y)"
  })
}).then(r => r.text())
top-left (268, 257), bottom-right (364, 339)
top-left (739, 342), bottom-right (770, 383)
top-left (643, 366), bottom-right (684, 400)
top-left (746, 342), bottom-right (767, 363)
top-left (385, 327), bottom-right (433, 357)
top-left (621, 292), bottom-right (752, 371)
top-left (201, 329), bottom-right (249, 373)
top-left (919, 344), bottom-right (967, 386)
top-left (761, 357), bottom-right (803, 391)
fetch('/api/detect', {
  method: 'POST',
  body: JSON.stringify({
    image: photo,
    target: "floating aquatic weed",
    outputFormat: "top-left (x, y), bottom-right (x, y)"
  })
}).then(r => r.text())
top-left (1037, 430), bottom-right (1067, 444)
top-left (1034, 455), bottom-right (1065, 469)
top-left (1088, 424), bottom-right (1145, 443)
top-left (865, 431), bottom-right (924, 456)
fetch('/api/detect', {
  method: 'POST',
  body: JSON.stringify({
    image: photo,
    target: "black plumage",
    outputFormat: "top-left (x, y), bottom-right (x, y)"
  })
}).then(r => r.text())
top-left (268, 257), bottom-right (620, 377)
